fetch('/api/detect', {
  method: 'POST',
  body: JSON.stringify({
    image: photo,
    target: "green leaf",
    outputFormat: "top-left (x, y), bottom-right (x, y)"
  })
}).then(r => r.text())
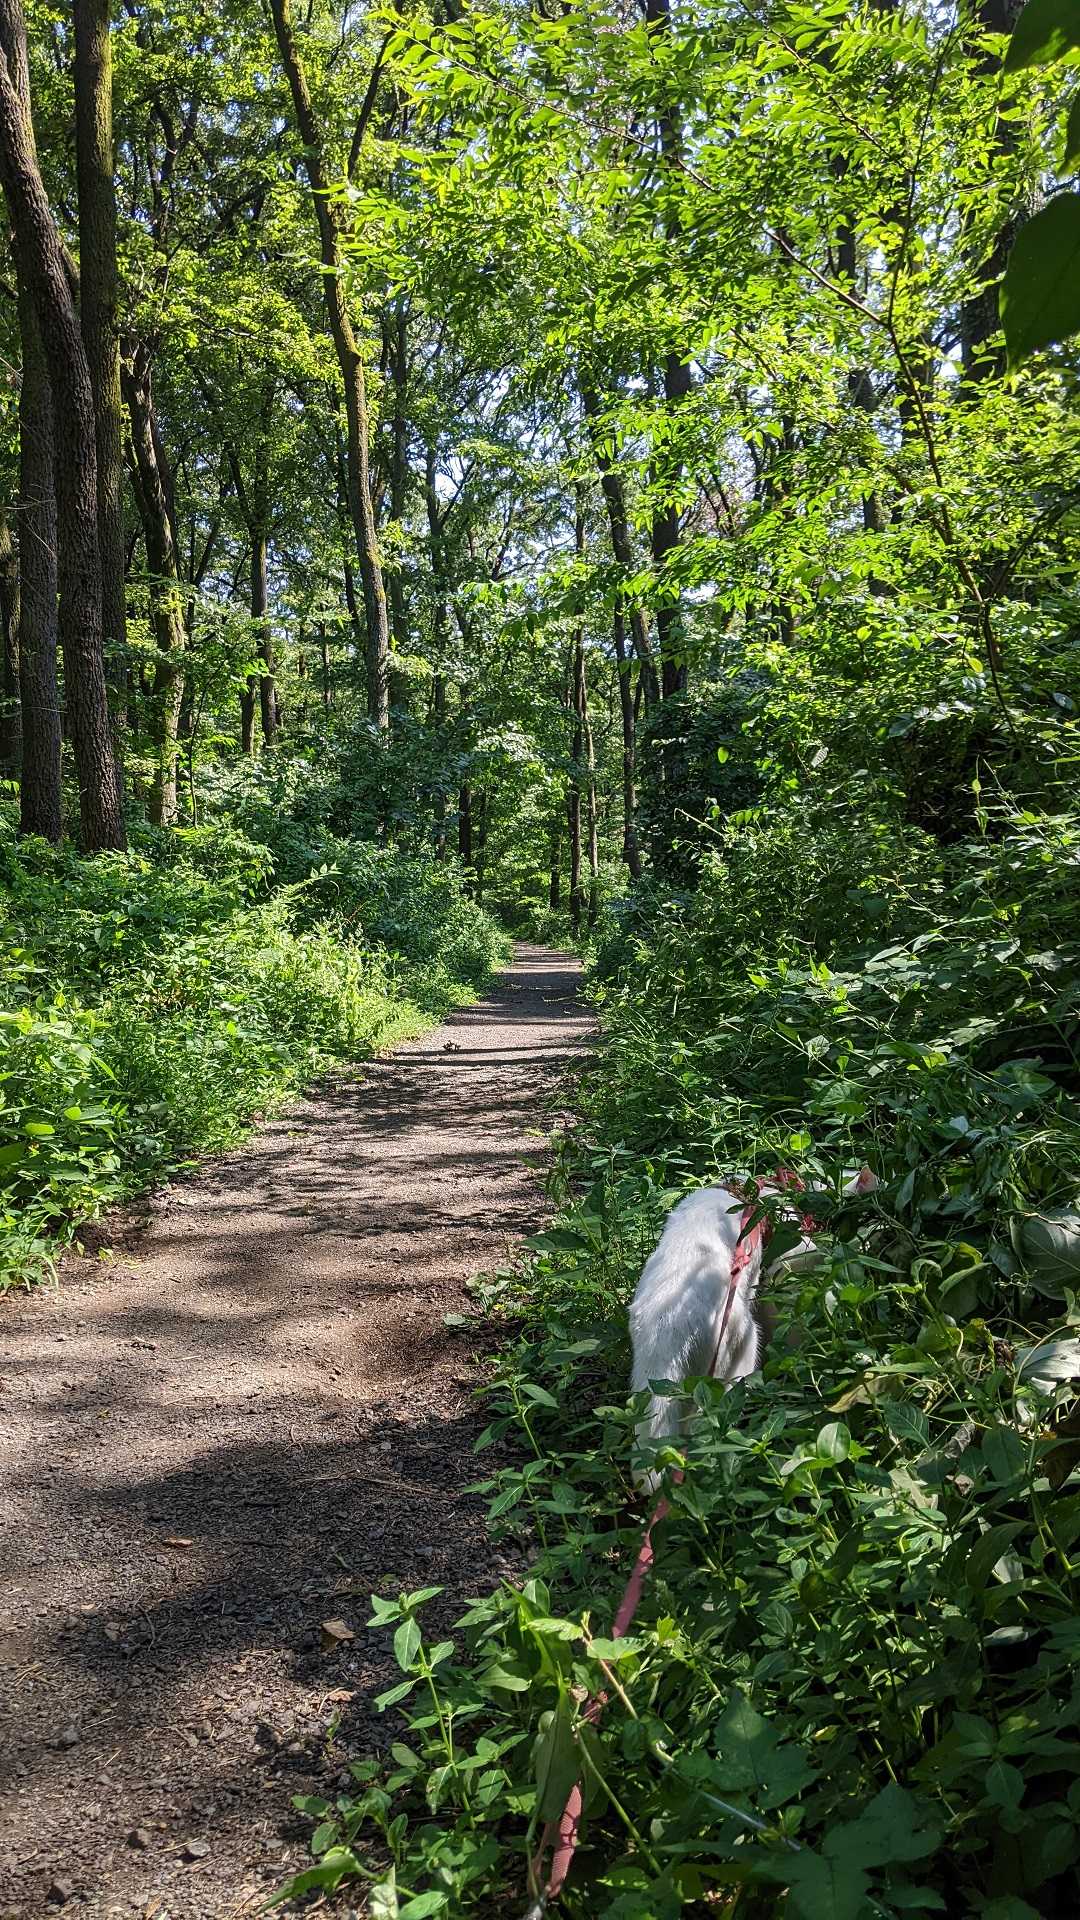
top-left (374, 1678), bottom-right (417, 1712)
top-left (588, 1635), bottom-right (645, 1660)
top-left (519, 1381), bottom-right (559, 1409)
top-left (23, 1121), bottom-right (55, 1137)
top-left (1001, 193), bottom-right (1080, 366)
top-left (403, 1585), bottom-right (443, 1609)
top-left (1017, 1335), bottom-right (1080, 1387)
top-left (266, 1847), bottom-right (360, 1907)
top-left (370, 1869), bottom-right (399, 1920)
top-left (966, 1521), bottom-right (1027, 1590)
top-left (399, 1896), bottom-right (449, 1920)
top-left (826, 1782), bottom-right (940, 1868)
top-left (711, 1691), bottom-right (816, 1807)
top-left (1004, 0), bottom-right (1080, 69)
top-left (1065, 93), bottom-right (1080, 167)
top-left (394, 1617), bottom-right (422, 1671)
top-left (815, 1421), bottom-right (851, 1463)
top-left (533, 1695), bottom-right (580, 1820)
top-left (758, 1849), bottom-right (869, 1920)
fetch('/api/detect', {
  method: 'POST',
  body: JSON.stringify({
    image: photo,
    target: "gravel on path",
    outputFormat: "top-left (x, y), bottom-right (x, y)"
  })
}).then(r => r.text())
top-left (0, 945), bottom-right (592, 1919)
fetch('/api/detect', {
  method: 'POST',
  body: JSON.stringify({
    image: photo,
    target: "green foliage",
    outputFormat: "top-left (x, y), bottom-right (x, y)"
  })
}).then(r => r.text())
top-left (1001, 193), bottom-right (1080, 365)
top-left (1002, 4), bottom-right (1080, 364)
top-left (1004, 0), bottom-right (1080, 72)
top-left (280, 741), bottom-right (1080, 1913)
top-left (0, 810), bottom-right (507, 1290)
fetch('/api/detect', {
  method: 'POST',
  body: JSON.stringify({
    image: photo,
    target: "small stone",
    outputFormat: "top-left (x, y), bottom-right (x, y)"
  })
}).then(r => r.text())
top-left (55, 1724), bottom-right (79, 1749)
top-left (47, 1881), bottom-right (74, 1907)
top-left (183, 1836), bottom-right (210, 1861)
top-left (128, 1828), bottom-right (152, 1850)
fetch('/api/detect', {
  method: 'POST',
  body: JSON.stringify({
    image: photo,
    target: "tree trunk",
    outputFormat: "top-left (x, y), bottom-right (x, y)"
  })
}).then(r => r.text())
top-left (269, 0), bottom-right (390, 729)
top-left (612, 610), bottom-right (641, 880)
top-left (73, 0), bottom-right (127, 722)
top-left (320, 625), bottom-right (331, 715)
top-left (0, 0), bottom-right (125, 850)
top-left (121, 344), bottom-right (185, 824)
top-left (458, 775), bottom-right (472, 870)
top-left (433, 669), bottom-right (447, 858)
top-left (240, 677), bottom-right (256, 756)
top-left (960, 0), bottom-right (1029, 381)
top-left (385, 299), bottom-right (408, 665)
top-left (251, 525), bottom-right (276, 747)
top-left (548, 820), bottom-right (561, 911)
top-left (15, 293), bottom-right (60, 839)
top-left (474, 787), bottom-right (487, 903)
top-left (582, 672), bottom-right (599, 927)
top-left (0, 510), bottom-right (20, 766)
top-left (567, 639), bottom-right (583, 930)
top-left (644, 0), bottom-right (691, 704)
top-left (225, 385), bottom-right (276, 748)
top-left (580, 378), bottom-right (658, 706)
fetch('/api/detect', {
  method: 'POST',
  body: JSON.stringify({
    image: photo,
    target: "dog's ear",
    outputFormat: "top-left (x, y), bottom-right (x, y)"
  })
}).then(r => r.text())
top-left (854, 1165), bottom-right (879, 1194)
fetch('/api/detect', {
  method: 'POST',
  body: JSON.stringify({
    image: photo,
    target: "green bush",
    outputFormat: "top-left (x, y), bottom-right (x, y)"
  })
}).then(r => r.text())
top-left (282, 785), bottom-right (1080, 1917)
top-left (0, 816), bottom-right (507, 1290)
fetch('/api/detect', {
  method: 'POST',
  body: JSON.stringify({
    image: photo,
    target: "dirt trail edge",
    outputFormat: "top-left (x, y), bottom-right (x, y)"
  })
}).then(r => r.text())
top-left (0, 944), bottom-right (592, 1920)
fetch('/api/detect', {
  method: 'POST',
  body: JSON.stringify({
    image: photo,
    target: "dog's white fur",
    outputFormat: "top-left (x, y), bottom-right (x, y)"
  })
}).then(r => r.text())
top-left (629, 1169), bottom-right (877, 1490)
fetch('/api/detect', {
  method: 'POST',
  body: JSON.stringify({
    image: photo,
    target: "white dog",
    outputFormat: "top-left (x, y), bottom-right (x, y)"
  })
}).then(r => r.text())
top-left (629, 1168), bottom-right (878, 1489)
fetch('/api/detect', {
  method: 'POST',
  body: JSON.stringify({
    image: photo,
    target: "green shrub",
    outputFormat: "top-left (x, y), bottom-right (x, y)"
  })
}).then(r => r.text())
top-left (0, 815), bottom-right (507, 1290)
top-left (281, 788), bottom-right (1080, 1917)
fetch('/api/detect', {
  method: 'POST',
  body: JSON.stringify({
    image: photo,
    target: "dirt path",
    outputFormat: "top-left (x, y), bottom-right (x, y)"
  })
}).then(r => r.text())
top-left (0, 945), bottom-right (591, 1920)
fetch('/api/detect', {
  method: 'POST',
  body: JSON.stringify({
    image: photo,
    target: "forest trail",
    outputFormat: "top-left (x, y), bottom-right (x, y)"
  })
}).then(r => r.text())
top-left (0, 945), bottom-right (592, 1920)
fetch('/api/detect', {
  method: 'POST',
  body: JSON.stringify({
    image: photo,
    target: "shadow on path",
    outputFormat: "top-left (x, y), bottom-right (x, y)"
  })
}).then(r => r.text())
top-left (0, 944), bottom-right (591, 1918)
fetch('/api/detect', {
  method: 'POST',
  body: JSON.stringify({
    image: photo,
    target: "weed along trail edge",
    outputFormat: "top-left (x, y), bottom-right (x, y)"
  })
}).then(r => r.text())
top-left (0, 945), bottom-right (593, 1920)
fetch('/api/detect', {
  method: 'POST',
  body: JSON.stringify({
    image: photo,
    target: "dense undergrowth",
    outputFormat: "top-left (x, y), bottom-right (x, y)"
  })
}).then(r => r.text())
top-left (281, 724), bottom-right (1080, 1917)
top-left (0, 770), bottom-right (507, 1290)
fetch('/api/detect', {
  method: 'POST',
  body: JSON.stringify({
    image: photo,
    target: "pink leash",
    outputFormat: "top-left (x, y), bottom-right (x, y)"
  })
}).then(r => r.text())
top-left (525, 1171), bottom-right (808, 1914)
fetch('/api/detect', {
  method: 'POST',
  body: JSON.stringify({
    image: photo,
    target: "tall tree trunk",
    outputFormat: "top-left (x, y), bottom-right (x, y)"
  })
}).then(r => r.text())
top-left (612, 610), bottom-right (642, 880)
top-left (73, 0), bottom-right (127, 723)
top-left (548, 820), bottom-right (561, 911)
top-left (0, 0), bottom-right (124, 850)
top-left (567, 639), bottom-right (583, 930)
top-left (426, 446), bottom-right (453, 858)
top-left (385, 299), bottom-right (409, 664)
top-left (251, 525), bottom-right (275, 747)
top-left (644, 0), bottom-right (691, 704)
top-left (458, 775), bottom-right (472, 870)
top-left (474, 787), bottom-right (487, 903)
top-left (961, 0), bottom-right (1029, 380)
top-left (0, 510), bottom-right (20, 765)
top-left (225, 384), bottom-right (276, 748)
top-left (16, 301), bottom-right (61, 839)
top-left (580, 377), bottom-right (658, 706)
top-left (240, 677), bottom-right (256, 756)
top-left (582, 672), bottom-right (599, 927)
top-left (432, 669), bottom-right (447, 858)
top-left (334, 422), bottom-right (369, 674)
top-left (269, 0), bottom-right (390, 728)
top-left (320, 624), bottom-right (331, 716)
top-left (121, 343), bottom-right (185, 824)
